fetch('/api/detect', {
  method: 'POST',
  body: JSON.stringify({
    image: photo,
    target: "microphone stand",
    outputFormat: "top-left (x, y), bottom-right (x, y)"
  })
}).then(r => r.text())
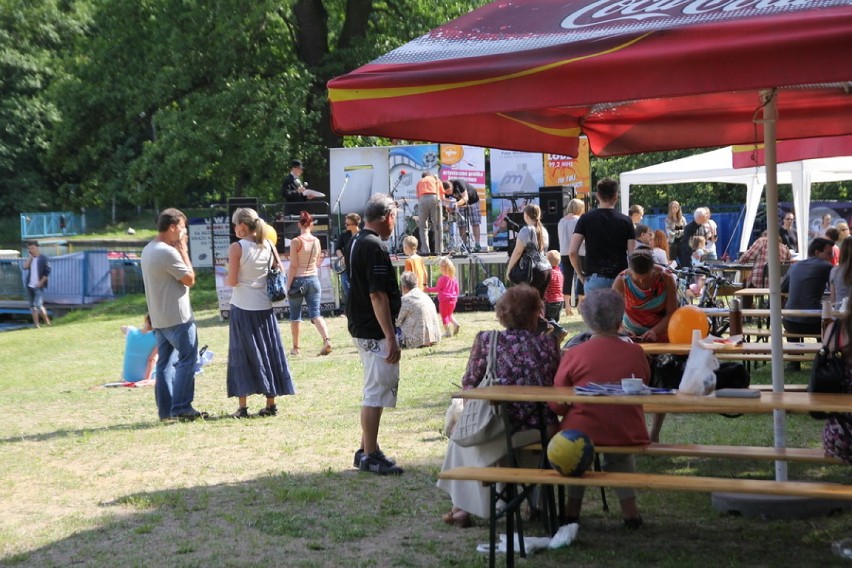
top-left (333, 176), bottom-right (350, 240)
top-left (389, 173), bottom-right (405, 253)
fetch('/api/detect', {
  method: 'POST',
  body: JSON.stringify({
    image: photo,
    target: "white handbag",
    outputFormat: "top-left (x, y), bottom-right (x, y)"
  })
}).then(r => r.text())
top-left (450, 331), bottom-right (506, 447)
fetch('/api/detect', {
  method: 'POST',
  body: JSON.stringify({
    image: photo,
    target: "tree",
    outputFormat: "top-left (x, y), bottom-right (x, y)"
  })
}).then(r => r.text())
top-left (46, 0), bottom-right (487, 213)
top-left (0, 0), bottom-right (88, 216)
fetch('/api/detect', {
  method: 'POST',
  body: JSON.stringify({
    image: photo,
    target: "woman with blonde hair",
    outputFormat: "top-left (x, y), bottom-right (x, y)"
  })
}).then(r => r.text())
top-left (287, 210), bottom-right (332, 356)
top-left (506, 203), bottom-right (552, 298)
top-left (227, 208), bottom-right (295, 418)
top-left (558, 198), bottom-right (586, 315)
top-left (665, 200), bottom-right (686, 260)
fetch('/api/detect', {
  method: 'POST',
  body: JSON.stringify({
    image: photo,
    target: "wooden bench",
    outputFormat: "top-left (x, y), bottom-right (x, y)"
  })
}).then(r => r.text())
top-left (519, 442), bottom-right (841, 464)
top-left (742, 327), bottom-right (821, 339)
top-left (438, 466), bottom-right (852, 500)
top-left (439, 466), bottom-right (852, 567)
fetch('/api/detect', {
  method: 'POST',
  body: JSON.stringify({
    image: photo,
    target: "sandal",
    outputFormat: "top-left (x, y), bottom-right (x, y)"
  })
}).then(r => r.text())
top-left (441, 508), bottom-right (472, 528)
top-left (230, 407), bottom-right (249, 419)
top-left (258, 404), bottom-right (277, 417)
top-left (623, 516), bottom-right (643, 529)
top-left (319, 338), bottom-right (332, 356)
top-left (289, 347), bottom-right (300, 356)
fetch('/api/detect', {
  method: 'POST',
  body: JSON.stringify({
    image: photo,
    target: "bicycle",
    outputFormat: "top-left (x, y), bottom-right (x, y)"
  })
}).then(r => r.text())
top-left (672, 265), bottom-right (736, 335)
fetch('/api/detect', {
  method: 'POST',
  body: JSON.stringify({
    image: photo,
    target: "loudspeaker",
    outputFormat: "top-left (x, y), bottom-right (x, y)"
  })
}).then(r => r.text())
top-left (228, 197), bottom-right (259, 243)
top-left (539, 186), bottom-right (575, 252)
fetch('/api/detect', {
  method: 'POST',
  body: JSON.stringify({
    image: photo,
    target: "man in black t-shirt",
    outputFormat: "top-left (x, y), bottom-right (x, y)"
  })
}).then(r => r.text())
top-left (568, 178), bottom-right (635, 293)
top-left (346, 193), bottom-right (404, 476)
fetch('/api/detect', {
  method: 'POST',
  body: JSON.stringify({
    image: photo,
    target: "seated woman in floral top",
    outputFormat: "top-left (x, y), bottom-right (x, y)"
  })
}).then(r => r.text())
top-left (437, 284), bottom-right (560, 528)
top-left (396, 271), bottom-right (442, 348)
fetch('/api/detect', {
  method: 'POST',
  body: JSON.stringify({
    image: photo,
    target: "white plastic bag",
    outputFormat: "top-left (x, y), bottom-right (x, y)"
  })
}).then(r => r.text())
top-left (679, 330), bottom-right (719, 395)
top-left (482, 276), bottom-right (506, 306)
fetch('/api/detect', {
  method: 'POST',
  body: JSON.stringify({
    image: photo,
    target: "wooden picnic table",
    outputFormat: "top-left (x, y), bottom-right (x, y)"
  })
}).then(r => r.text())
top-left (639, 341), bottom-right (820, 358)
top-left (444, 384), bottom-right (852, 567)
top-left (453, 385), bottom-right (850, 414)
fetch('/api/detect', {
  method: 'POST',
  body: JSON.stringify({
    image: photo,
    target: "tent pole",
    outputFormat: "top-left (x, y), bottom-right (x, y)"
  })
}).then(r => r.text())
top-left (760, 89), bottom-right (787, 482)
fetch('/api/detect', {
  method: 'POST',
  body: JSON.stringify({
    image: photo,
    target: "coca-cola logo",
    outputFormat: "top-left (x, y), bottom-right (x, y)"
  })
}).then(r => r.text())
top-left (561, 0), bottom-right (813, 30)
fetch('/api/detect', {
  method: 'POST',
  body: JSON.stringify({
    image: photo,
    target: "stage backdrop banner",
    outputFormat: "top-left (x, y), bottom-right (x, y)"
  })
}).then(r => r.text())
top-left (439, 145), bottom-right (486, 249)
top-left (329, 147), bottom-right (390, 238)
top-left (215, 257), bottom-right (337, 321)
top-left (388, 144), bottom-right (440, 252)
top-left (544, 137), bottom-right (591, 197)
top-left (489, 150), bottom-right (544, 249)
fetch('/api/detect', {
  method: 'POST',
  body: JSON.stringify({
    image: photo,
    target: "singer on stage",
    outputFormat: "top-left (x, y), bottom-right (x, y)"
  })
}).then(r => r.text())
top-left (281, 159), bottom-right (316, 203)
top-left (415, 172), bottom-right (444, 255)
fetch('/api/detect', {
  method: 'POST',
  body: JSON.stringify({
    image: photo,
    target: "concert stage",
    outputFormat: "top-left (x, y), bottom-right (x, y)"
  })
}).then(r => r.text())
top-left (391, 251), bottom-right (509, 297)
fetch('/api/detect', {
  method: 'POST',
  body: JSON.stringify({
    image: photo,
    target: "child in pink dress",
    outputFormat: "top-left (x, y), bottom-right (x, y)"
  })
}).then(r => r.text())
top-left (427, 256), bottom-right (460, 337)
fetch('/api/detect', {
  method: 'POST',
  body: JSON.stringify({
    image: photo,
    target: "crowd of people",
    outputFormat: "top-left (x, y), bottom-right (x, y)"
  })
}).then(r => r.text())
top-left (130, 163), bottom-right (849, 535)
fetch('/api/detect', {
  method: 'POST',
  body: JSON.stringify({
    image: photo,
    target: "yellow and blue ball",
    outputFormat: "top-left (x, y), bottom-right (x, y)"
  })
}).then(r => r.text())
top-left (547, 430), bottom-right (595, 477)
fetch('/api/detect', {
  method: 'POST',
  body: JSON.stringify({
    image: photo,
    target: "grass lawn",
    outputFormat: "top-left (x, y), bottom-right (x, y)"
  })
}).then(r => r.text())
top-left (0, 284), bottom-right (849, 567)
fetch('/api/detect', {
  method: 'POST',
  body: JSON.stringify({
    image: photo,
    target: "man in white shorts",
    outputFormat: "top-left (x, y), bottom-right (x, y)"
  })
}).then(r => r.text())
top-left (346, 193), bottom-right (404, 475)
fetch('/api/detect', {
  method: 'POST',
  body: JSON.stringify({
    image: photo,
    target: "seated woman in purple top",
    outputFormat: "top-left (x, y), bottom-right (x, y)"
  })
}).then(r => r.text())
top-left (437, 284), bottom-right (560, 528)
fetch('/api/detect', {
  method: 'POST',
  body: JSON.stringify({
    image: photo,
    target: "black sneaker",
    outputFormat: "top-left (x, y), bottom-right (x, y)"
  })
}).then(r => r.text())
top-left (353, 448), bottom-right (396, 468)
top-left (359, 451), bottom-right (404, 475)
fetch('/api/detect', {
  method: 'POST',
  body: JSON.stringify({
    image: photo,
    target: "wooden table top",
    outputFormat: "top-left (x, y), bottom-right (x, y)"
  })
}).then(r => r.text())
top-left (639, 342), bottom-right (821, 356)
top-left (452, 385), bottom-right (852, 414)
top-left (701, 307), bottom-right (828, 318)
top-left (733, 288), bottom-right (787, 297)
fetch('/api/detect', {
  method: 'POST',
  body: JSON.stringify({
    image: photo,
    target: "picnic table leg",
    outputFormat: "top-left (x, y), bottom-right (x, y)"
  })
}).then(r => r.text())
top-left (506, 483), bottom-right (516, 568)
top-left (489, 484), bottom-right (497, 568)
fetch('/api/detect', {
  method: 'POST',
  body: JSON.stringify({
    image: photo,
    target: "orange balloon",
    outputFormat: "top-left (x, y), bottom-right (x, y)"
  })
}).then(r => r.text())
top-left (667, 305), bottom-right (709, 343)
top-left (263, 224), bottom-right (278, 246)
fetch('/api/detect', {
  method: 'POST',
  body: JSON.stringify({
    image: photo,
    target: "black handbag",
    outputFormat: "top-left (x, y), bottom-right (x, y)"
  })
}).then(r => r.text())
top-left (266, 242), bottom-right (287, 302)
top-left (509, 228), bottom-right (550, 285)
top-left (809, 319), bottom-right (848, 419)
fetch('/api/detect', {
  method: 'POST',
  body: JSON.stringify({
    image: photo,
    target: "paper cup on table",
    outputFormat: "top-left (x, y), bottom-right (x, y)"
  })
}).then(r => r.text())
top-left (621, 378), bottom-right (644, 394)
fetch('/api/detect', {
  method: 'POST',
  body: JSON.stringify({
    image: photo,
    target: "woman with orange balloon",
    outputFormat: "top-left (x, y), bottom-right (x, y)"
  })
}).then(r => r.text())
top-left (613, 249), bottom-right (678, 442)
top-left (612, 249), bottom-right (678, 343)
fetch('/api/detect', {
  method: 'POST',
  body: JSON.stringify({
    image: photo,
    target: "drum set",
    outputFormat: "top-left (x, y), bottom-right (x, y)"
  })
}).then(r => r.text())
top-left (395, 197), bottom-right (470, 254)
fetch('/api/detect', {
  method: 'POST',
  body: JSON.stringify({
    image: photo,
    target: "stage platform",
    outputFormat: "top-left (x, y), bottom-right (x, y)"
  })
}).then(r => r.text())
top-left (391, 251), bottom-right (509, 297)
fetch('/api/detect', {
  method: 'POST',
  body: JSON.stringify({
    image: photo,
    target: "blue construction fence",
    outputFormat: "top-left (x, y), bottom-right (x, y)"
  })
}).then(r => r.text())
top-left (20, 212), bottom-right (80, 239)
top-left (643, 207), bottom-right (747, 258)
top-left (0, 251), bottom-right (144, 304)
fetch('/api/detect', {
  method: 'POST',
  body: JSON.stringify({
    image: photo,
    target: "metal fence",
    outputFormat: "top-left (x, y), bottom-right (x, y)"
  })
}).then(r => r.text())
top-left (0, 251), bottom-right (143, 303)
top-left (20, 212), bottom-right (79, 239)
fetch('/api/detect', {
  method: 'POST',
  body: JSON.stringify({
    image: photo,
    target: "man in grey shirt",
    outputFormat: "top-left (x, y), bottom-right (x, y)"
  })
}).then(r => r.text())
top-left (141, 208), bottom-right (207, 421)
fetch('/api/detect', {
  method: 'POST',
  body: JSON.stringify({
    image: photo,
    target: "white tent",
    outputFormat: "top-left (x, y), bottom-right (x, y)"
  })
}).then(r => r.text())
top-left (619, 148), bottom-right (852, 252)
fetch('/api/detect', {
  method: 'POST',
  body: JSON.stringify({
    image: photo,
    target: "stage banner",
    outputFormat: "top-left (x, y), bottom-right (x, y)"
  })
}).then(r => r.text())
top-left (489, 149), bottom-right (544, 249)
top-left (215, 257), bottom-right (338, 321)
top-left (329, 147), bottom-right (390, 238)
top-left (544, 137), bottom-right (591, 196)
top-left (388, 144), bottom-right (440, 252)
top-left (439, 145), bottom-right (486, 250)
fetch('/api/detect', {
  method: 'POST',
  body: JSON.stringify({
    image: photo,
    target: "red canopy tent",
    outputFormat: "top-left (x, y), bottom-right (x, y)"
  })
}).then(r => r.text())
top-left (328, 0), bottom-right (852, 481)
top-left (328, 0), bottom-right (851, 157)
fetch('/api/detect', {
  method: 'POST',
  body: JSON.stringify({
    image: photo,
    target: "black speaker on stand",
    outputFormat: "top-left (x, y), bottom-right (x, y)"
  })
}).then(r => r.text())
top-left (539, 186), bottom-right (575, 252)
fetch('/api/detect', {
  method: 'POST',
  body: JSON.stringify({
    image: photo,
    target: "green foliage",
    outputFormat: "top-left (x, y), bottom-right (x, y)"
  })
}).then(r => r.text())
top-left (36, 0), bottom-right (489, 213)
top-left (0, 0), bottom-right (89, 215)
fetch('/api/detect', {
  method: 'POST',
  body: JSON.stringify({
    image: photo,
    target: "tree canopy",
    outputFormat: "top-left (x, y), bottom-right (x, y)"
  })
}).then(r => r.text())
top-left (0, 0), bottom-right (846, 220)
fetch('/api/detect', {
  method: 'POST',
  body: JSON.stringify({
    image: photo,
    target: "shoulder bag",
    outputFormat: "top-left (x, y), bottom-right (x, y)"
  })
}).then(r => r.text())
top-left (450, 330), bottom-right (506, 447)
top-left (266, 241), bottom-right (287, 302)
top-left (288, 238), bottom-right (317, 301)
top-left (508, 227), bottom-right (551, 285)
top-left (809, 319), bottom-right (849, 419)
